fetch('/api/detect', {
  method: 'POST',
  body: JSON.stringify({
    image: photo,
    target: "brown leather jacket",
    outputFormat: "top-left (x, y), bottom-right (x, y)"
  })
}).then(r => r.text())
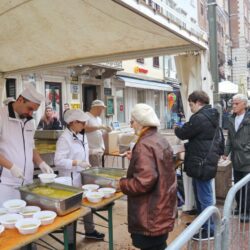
top-left (120, 127), bottom-right (177, 236)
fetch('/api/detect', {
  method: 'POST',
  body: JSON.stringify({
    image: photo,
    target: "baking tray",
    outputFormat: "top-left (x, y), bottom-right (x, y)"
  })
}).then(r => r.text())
top-left (19, 181), bottom-right (83, 216)
top-left (34, 130), bottom-right (63, 140)
top-left (81, 168), bottom-right (126, 190)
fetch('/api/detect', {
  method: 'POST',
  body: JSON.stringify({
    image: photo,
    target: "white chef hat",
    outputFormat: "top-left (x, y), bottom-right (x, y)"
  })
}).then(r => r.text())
top-left (131, 103), bottom-right (160, 127)
top-left (91, 99), bottom-right (106, 108)
top-left (64, 109), bottom-right (89, 124)
top-left (20, 84), bottom-right (44, 104)
top-left (3, 97), bottom-right (15, 105)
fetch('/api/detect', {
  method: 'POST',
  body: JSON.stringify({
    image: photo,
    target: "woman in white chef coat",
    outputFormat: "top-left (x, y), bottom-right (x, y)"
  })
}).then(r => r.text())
top-left (54, 109), bottom-right (105, 240)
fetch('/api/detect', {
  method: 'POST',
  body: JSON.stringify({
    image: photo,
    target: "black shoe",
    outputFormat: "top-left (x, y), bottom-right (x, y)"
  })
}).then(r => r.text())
top-left (85, 230), bottom-right (105, 240)
top-left (232, 208), bottom-right (240, 216)
top-left (192, 230), bottom-right (214, 241)
top-left (183, 209), bottom-right (198, 215)
top-left (240, 214), bottom-right (250, 223)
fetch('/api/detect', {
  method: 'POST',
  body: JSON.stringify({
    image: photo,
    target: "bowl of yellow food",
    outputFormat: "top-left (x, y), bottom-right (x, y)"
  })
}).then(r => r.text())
top-left (86, 192), bottom-right (104, 203)
top-left (0, 213), bottom-right (23, 229)
top-left (20, 206), bottom-right (41, 218)
top-left (33, 210), bottom-right (57, 225)
top-left (38, 173), bottom-right (57, 184)
top-left (98, 187), bottom-right (116, 198)
top-left (3, 199), bottom-right (26, 213)
top-left (15, 218), bottom-right (41, 235)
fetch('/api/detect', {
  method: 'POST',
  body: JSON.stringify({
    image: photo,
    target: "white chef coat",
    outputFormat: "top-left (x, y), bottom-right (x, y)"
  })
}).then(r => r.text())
top-left (85, 112), bottom-right (105, 154)
top-left (54, 128), bottom-right (89, 187)
top-left (0, 104), bottom-right (36, 205)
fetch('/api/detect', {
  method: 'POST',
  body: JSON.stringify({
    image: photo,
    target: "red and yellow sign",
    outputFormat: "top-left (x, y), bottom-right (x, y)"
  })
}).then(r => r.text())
top-left (134, 66), bottom-right (148, 74)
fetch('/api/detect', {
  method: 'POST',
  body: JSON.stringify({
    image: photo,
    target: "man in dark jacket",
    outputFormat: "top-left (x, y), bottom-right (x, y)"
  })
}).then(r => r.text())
top-left (223, 94), bottom-right (250, 222)
top-left (175, 90), bottom-right (220, 241)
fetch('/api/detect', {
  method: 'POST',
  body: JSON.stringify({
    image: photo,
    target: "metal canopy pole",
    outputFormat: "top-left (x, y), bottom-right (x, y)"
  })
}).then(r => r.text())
top-left (207, 0), bottom-right (220, 104)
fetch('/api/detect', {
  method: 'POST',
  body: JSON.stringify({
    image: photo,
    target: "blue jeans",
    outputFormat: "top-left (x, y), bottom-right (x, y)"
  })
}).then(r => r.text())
top-left (192, 178), bottom-right (214, 232)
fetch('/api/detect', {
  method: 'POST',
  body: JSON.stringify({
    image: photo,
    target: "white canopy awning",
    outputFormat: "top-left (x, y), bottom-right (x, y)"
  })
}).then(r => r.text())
top-left (0, 0), bottom-right (207, 75)
top-left (219, 81), bottom-right (238, 94)
top-left (118, 76), bottom-right (172, 91)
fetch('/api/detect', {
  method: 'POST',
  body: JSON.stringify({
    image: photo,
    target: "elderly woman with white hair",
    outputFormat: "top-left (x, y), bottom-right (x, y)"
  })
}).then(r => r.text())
top-left (119, 103), bottom-right (177, 250)
top-left (54, 109), bottom-right (105, 240)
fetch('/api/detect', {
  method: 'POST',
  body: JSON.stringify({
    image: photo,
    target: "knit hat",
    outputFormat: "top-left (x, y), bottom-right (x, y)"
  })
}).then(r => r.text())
top-left (20, 84), bottom-right (44, 104)
top-left (131, 103), bottom-right (160, 127)
top-left (64, 109), bottom-right (89, 124)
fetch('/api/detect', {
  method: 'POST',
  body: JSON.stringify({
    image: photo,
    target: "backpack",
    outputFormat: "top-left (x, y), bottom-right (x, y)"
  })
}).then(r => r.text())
top-left (215, 126), bottom-right (225, 156)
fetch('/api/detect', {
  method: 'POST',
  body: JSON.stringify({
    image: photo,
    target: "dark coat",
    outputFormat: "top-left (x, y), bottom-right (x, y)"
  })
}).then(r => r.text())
top-left (225, 110), bottom-right (250, 172)
top-left (175, 105), bottom-right (220, 180)
top-left (37, 117), bottom-right (62, 130)
top-left (120, 127), bottom-right (177, 236)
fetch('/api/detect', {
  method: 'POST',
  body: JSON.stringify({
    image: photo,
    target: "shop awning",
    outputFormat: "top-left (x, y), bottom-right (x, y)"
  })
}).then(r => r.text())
top-left (117, 76), bottom-right (172, 91)
top-left (219, 81), bottom-right (238, 94)
top-left (0, 0), bottom-right (207, 75)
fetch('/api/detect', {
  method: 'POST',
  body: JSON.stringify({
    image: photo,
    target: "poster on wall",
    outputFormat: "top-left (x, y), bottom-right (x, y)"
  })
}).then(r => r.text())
top-left (106, 96), bottom-right (114, 116)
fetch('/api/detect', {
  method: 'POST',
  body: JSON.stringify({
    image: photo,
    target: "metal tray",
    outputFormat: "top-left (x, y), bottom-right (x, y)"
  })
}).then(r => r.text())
top-left (34, 130), bottom-right (63, 140)
top-left (19, 181), bottom-right (83, 216)
top-left (81, 168), bottom-right (126, 190)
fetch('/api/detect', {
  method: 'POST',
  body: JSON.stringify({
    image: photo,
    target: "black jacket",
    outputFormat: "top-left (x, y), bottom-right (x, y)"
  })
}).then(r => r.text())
top-left (225, 110), bottom-right (250, 171)
top-left (175, 105), bottom-right (220, 180)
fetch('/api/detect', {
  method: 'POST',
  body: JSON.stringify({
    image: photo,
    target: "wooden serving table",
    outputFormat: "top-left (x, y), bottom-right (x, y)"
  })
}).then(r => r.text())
top-left (0, 207), bottom-right (90, 250)
top-left (82, 192), bottom-right (124, 250)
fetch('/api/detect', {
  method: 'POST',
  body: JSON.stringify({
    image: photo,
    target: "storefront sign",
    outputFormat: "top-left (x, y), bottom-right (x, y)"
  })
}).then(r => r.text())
top-left (134, 66), bottom-right (148, 74)
top-left (120, 104), bottom-right (124, 112)
top-left (70, 84), bottom-right (79, 94)
top-left (71, 103), bottom-right (80, 109)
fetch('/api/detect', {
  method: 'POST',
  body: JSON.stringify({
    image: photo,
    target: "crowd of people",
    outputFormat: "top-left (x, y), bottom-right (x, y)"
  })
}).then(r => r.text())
top-left (1, 86), bottom-right (250, 248)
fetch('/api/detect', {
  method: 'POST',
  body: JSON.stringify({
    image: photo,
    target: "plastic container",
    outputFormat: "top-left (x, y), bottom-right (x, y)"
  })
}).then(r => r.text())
top-left (0, 213), bottom-right (23, 229)
top-left (38, 173), bottom-right (57, 183)
top-left (98, 187), bottom-right (116, 198)
top-left (15, 218), bottom-right (41, 235)
top-left (3, 199), bottom-right (26, 213)
top-left (33, 210), bottom-right (57, 225)
top-left (20, 206), bottom-right (41, 218)
top-left (86, 192), bottom-right (104, 203)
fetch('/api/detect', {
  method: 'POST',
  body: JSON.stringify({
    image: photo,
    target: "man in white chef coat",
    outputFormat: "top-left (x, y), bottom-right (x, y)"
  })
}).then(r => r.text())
top-left (0, 84), bottom-right (53, 205)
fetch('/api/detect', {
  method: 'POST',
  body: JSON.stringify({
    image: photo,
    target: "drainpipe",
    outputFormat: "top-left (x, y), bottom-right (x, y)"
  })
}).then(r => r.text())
top-left (208, 0), bottom-right (222, 125)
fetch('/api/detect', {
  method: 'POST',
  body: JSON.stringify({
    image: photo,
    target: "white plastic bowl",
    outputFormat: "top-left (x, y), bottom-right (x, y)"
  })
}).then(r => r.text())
top-left (0, 207), bottom-right (8, 217)
top-left (3, 199), bottom-right (26, 213)
top-left (20, 206), bottom-right (41, 218)
top-left (0, 213), bottom-right (23, 229)
top-left (86, 191), bottom-right (104, 203)
top-left (0, 225), bottom-right (4, 235)
top-left (54, 176), bottom-right (72, 186)
top-left (15, 218), bottom-right (41, 235)
top-left (82, 184), bottom-right (99, 192)
top-left (38, 173), bottom-right (57, 183)
top-left (33, 210), bottom-right (57, 225)
top-left (98, 187), bottom-right (116, 198)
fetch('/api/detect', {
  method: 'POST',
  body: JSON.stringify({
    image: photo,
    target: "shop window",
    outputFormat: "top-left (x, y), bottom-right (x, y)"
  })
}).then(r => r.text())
top-left (153, 57), bottom-right (160, 68)
top-left (154, 91), bottom-right (160, 118)
top-left (137, 89), bottom-right (145, 103)
top-left (116, 88), bottom-right (125, 123)
top-left (5, 78), bottom-right (16, 99)
top-left (45, 82), bottom-right (62, 121)
top-left (136, 58), bottom-right (144, 64)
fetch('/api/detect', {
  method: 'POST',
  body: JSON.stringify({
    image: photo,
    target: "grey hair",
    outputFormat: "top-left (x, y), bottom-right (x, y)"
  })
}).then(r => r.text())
top-left (232, 94), bottom-right (248, 104)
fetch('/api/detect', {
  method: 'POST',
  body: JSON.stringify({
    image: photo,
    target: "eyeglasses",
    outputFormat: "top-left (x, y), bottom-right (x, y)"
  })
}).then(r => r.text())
top-left (76, 121), bottom-right (86, 125)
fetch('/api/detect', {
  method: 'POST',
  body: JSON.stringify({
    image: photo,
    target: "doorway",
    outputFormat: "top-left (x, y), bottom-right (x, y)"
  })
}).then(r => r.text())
top-left (82, 85), bottom-right (97, 111)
